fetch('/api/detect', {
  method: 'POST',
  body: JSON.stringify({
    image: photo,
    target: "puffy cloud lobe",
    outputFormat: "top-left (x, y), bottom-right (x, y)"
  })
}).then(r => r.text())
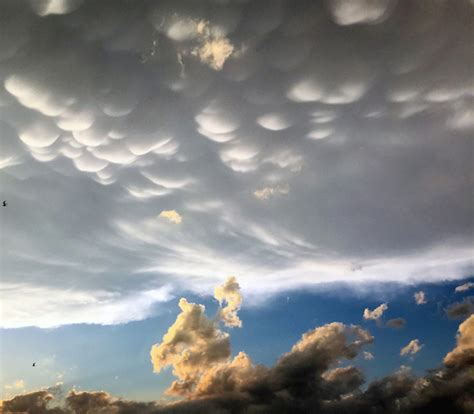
top-left (445, 297), bottom-right (474, 320)
top-left (400, 339), bottom-right (424, 356)
top-left (363, 303), bottom-right (388, 320)
top-left (414, 291), bottom-right (427, 305)
top-left (326, 0), bottom-right (397, 25)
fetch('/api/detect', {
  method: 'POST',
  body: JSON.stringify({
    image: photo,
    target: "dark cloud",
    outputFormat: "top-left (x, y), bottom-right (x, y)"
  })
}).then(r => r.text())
top-left (386, 317), bottom-right (406, 329)
top-left (445, 297), bottom-right (474, 320)
top-left (1, 1), bottom-right (473, 327)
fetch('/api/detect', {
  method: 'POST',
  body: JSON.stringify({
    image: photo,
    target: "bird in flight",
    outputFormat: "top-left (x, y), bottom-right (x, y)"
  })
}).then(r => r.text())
top-left (2, 201), bottom-right (6, 207)
top-left (32, 362), bottom-right (36, 367)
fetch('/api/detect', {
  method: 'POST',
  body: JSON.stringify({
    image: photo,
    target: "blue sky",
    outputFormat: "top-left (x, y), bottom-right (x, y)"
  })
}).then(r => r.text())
top-left (2, 277), bottom-right (472, 401)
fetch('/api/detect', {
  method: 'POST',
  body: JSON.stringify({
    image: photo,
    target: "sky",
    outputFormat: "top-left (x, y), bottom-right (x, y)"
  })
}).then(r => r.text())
top-left (0, 0), bottom-right (473, 413)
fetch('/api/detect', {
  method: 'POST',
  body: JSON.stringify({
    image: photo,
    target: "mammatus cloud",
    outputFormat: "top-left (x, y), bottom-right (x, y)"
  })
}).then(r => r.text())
top-left (386, 317), bottom-right (406, 329)
top-left (455, 282), bottom-right (474, 293)
top-left (158, 210), bottom-right (182, 224)
top-left (1, 0), bottom-right (474, 328)
top-left (3, 296), bottom-right (474, 413)
top-left (363, 303), bottom-right (388, 320)
top-left (445, 297), bottom-right (474, 320)
top-left (400, 339), bottom-right (424, 356)
top-left (414, 291), bottom-right (427, 305)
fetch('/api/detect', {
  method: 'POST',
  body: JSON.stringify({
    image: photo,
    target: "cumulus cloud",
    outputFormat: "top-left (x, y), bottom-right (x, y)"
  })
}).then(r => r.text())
top-left (414, 291), bottom-right (427, 305)
top-left (400, 339), bottom-right (424, 356)
top-left (386, 317), bottom-right (406, 329)
top-left (445, 297), bottom-right (474, 320)
top-left (1, 0), bottom-right (474, 328)
top-left (455, 282), bottom-right (474, 293)
top-left (214, 276), bottom-right (242, 328)
top-left (3, 299), bottom-right (474, 413)
top-left (444, 314), bottom-right (474, 369)
top-left (363, 303), bottom-right (388, 320)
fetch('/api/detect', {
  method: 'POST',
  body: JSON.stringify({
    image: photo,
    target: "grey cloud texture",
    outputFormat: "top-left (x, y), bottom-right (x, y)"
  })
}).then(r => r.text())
top-left (386, 317), bottom-right (406, 329)
top-left (445, 297), bottom-right (474, 320)
top-left (1, 0), bottom-right (474, 327)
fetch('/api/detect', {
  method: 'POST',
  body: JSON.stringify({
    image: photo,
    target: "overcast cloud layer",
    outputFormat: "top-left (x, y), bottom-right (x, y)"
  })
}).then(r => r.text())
top-left (1, 0), bottom-right (473, 327)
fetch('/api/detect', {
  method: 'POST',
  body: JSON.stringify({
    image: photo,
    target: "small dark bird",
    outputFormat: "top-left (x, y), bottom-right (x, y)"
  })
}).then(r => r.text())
top-left (32, 362), bottom-right (36, 367)
top-left (2, 201), bottom-right (6, 207)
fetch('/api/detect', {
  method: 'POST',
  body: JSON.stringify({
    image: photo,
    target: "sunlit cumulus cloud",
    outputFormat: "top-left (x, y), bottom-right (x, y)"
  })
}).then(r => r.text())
top-left (414, 291), bottom-right (427, 305)
top-left (400, 339), bottom-right (424, 356)
top-left (1, 0), bottom-right (474, 327)
top-left (363, 303), bottom-right (388, 321)
top-left (158, 210), bottom-right (182, 224)
top-left (3, 284), bottom-right (474, 413)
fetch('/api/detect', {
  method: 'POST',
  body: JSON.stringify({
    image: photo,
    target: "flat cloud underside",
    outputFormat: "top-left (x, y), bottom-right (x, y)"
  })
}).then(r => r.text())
top-left (3, 315), bottom-right (474, 414)
top-left (1, 0), bottom-right (474, 327)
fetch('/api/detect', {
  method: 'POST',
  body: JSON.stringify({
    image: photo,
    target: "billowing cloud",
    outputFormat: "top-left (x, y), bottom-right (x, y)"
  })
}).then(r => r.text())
top-left (414, 291), bottom-right (427, 305)
top-left (1, 0), bottom-right (474, 328)
top-left (214, 276), bottom-right (242, 328)
top-left (363, 303), bottom-right (388, 320)
top-left (445, 297), bottom-right (474, 320)
top-left (3, 298), bottom-right (474, 413)
top-left (444, 314), bottom-right (474, 369)
top-left (386, 317), bottom-right (406, 329)
top-left (400, 339), bottom-right (424, 356)
top-left (455, 282), bottom-right (474, 293)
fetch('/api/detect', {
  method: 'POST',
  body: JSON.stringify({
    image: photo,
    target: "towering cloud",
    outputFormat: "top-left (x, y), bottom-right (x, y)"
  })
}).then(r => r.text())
top-left (214, 276), bottom-right (242, 328)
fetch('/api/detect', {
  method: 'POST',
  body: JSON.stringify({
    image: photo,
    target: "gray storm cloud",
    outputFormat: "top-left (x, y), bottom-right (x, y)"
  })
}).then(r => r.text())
top-left (1, 0), bottom-right (473, 327)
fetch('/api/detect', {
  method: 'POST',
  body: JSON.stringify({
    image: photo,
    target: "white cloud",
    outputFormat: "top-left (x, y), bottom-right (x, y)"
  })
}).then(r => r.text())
top-left (400, 339), bottom-right (424, 356)
top-left (455, 282), bottom-right (474, 293)
top-left (414, 291), bottom-right (427, 305)
top-left (363, 303), bottom-right (388, 321)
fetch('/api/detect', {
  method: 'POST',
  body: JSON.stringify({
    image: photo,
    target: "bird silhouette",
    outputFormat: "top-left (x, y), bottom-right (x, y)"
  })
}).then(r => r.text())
top-left (2, 201), bottom-right (6, 207)
top-left (32, 362), bottom-right (36, 367)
